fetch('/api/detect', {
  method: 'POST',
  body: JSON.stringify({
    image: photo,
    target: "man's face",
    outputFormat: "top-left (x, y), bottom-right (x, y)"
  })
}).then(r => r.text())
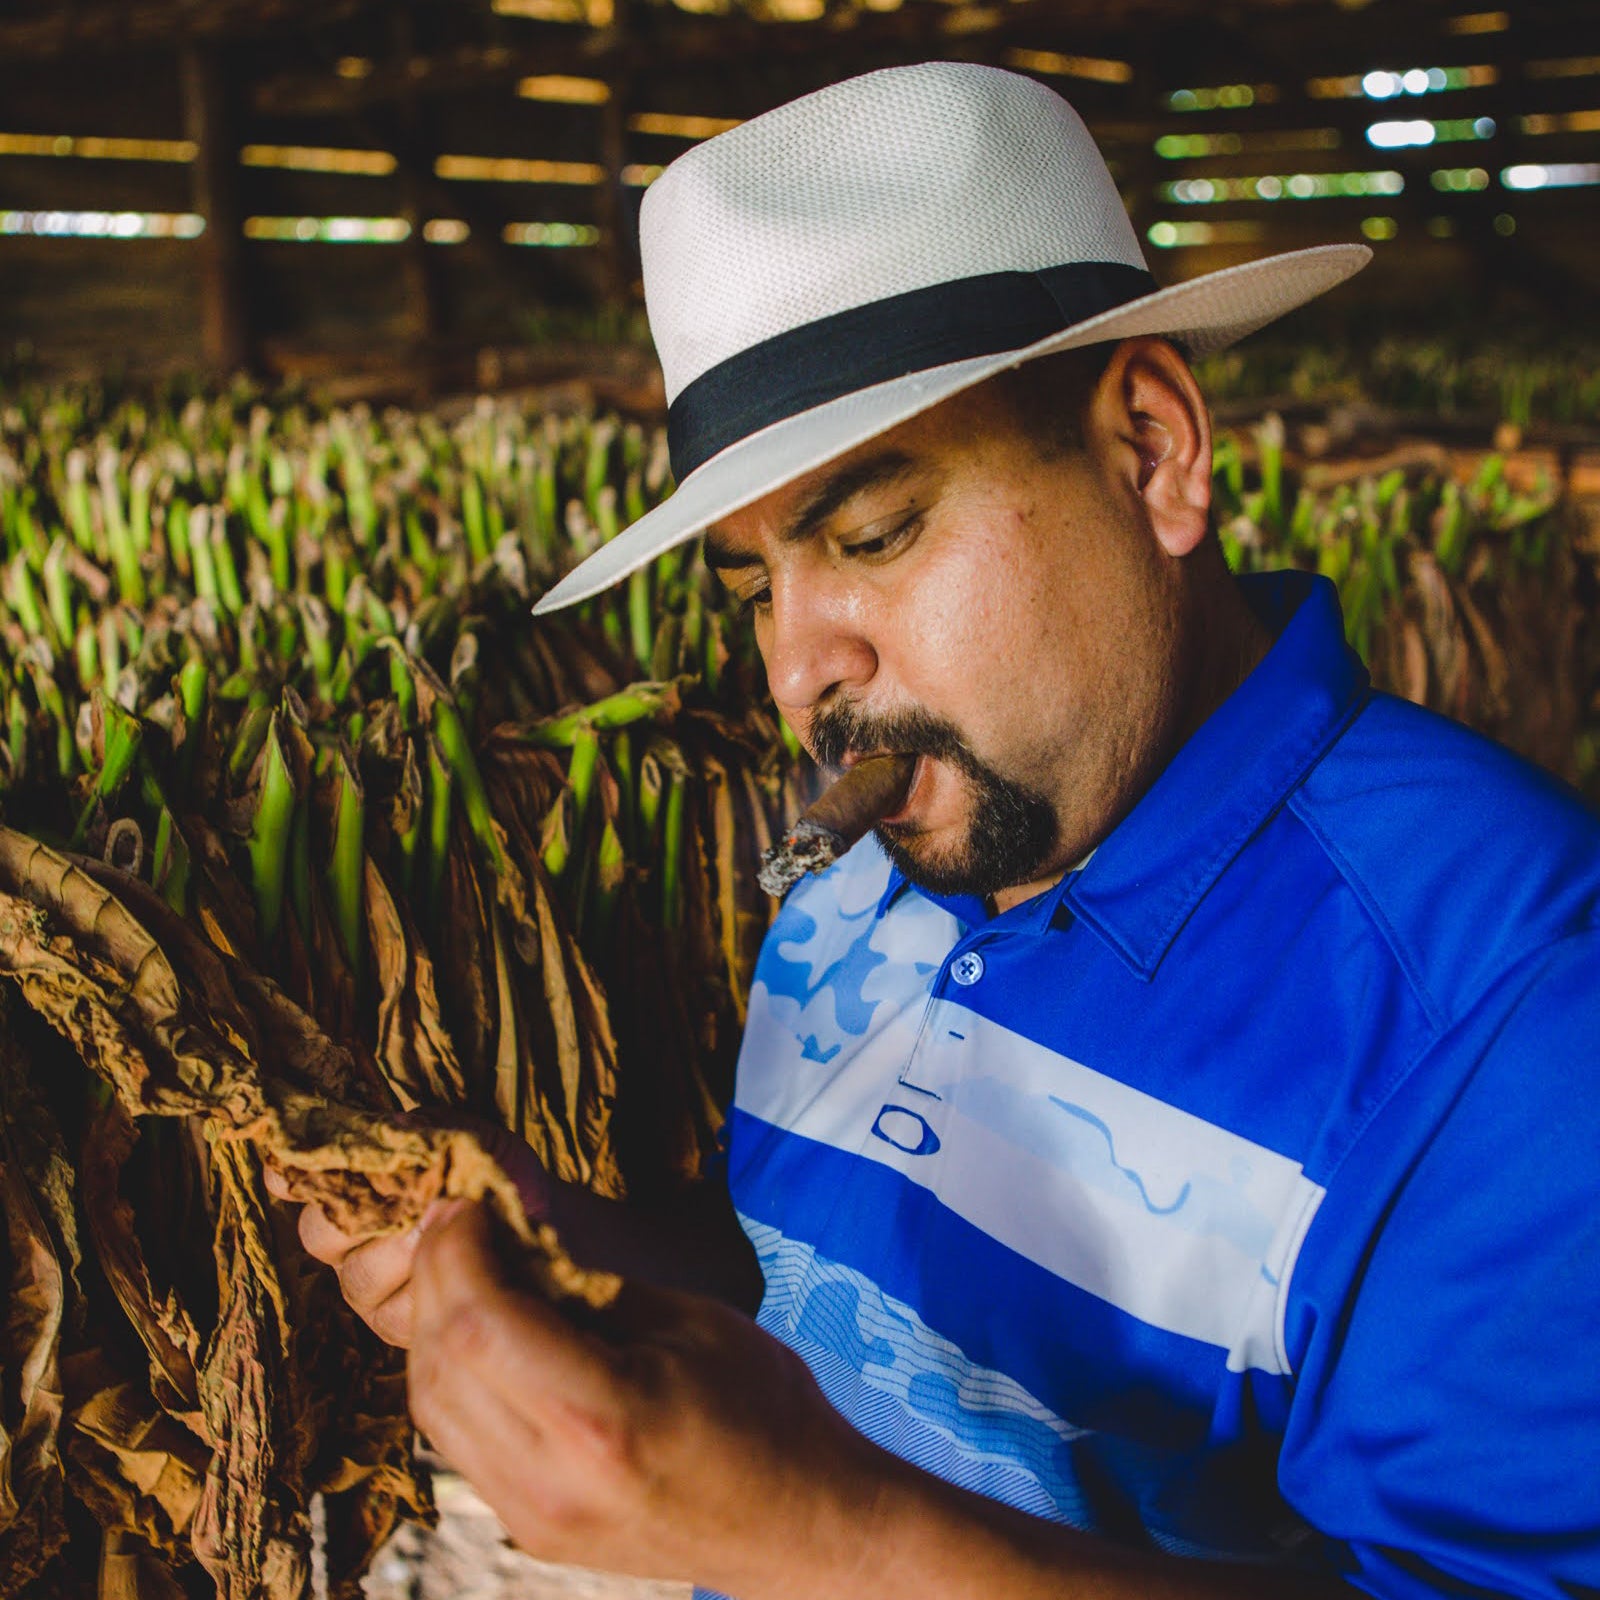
top-left (705, 370), bottom-right (1196, 905)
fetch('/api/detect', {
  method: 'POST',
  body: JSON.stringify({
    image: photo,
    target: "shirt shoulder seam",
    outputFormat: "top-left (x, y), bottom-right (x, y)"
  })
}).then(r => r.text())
top-left (1283, 790), bottom-right (1448, 1034)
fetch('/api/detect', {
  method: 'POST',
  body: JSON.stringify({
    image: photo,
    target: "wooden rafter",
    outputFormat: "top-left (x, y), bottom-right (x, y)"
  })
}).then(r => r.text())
top-left (0, 0), bottom-right (373, 59)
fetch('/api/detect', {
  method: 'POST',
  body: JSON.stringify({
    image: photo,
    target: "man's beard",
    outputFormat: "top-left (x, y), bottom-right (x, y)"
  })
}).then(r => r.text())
top-left (808, 701), bottom-right (1059, 899)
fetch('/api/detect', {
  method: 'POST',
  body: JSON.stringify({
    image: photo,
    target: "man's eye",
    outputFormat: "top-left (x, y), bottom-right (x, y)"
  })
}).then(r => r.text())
top-left (842, 513), bottom-right (921, 560)
top-left (735, 586), bottom-right (771, 619)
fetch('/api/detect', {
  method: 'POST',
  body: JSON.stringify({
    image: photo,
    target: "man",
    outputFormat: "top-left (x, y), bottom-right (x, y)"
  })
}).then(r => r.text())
top-left (274, 63), bottom-right (1600, 1599)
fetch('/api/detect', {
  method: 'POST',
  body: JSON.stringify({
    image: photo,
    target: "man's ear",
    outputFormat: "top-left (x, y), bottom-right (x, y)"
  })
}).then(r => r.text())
top-left (1092, 337), bottom-right (1213, 559)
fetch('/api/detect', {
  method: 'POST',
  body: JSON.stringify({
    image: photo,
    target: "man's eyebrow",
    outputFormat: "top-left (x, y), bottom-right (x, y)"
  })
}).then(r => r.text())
top-left (703, 450), bottom-right (919, 573)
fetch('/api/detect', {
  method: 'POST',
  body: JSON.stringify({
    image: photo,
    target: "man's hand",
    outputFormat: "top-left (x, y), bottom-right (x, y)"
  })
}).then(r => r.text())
top-left (407, 1200), bottom-right (883, 1598)
top-left (262, 1118), bottom-right (553, 1349)
top-left (407, 1203), bottom-right (1359, 1600)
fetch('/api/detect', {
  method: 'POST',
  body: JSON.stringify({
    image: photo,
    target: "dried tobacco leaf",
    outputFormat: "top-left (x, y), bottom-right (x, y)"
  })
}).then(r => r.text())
top-left (79, 1101), bottom-right (204, 1427)
top-left (0, 827), bottom-right (617, 1299)
top-left (61, 1349), bottom-right (208, 1566)
top-left (0, 1102), bottom-right (69, 1590)
top-left (362, 856), bottom-right (467, 1112)
top-left (96, 1527), bottom-right (193, 1600)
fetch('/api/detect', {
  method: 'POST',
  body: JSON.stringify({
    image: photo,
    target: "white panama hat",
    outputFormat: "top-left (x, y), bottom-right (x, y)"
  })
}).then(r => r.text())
top-left (532, 60), bottom-right (1370, 614)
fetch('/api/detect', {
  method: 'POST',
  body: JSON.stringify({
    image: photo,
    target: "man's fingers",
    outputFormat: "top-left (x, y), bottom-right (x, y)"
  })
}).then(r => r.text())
top-left (336, 1230), bottom-right (419, 1316)
top-left (366, 1282), bottom-right (415, 1349)
top-left (296, 1201), bottom-right (365, 1268)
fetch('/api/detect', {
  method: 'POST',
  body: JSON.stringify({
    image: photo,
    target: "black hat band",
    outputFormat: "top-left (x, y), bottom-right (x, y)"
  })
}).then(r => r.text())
top-left (666, 260), bottom-right (1158, 481)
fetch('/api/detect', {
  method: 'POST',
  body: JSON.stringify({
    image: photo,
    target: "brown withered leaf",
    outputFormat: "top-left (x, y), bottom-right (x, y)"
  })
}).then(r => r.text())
top-left (363, 856), bottom-right (467, 1112)
top-left (0, 835), bottom-right (264, 1123)
top-left (490, 794), bottom-right (622, 1198)
top-left (0, 1099), bottom-right (69, 1589)
top-left (1396, 615), bottom-right (1430, 706)
top-left (0, 998), bottom-right (89, 1594)
top-left (0, 827), bottom-right (616, 1293)
top-left (1453, 578), bottom-right (1511, 722)
top-left (699, 753), bottom-right (745, 1028)
top-left (61, 1350), bottom-right (208, 1564)
top-left (1409, 551), bottom-right (1469, 722)
top-left (79, 1102), bottom-right (203, 1429)
top-left (95, 1527), bottom-right (193, 1600)
top-left (190, 1142), bottom-right (307, 1600)
top-left (434, 832), bottom-right (498, 1117)
top-left (314, 1360), bottom-right (430, 1600)
top-left (183, 817), bottom-right (258, 966)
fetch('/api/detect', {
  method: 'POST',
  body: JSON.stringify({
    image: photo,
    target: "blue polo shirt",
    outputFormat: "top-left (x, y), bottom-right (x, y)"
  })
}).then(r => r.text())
top-left (725, 571), bottom-right (1600, 1599)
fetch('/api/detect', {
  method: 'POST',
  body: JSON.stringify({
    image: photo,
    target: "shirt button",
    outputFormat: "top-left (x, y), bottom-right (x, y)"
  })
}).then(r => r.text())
top-left (950, 951), bottom-right (985, 986)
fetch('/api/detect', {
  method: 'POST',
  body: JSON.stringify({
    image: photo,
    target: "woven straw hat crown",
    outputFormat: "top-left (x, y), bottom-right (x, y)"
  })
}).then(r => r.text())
top-left (533, 62), bottom-right (1369, 612)
top-left (642, 62), bottom-right (1145, 404)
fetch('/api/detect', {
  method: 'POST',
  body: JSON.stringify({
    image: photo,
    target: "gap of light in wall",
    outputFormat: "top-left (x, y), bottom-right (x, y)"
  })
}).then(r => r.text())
top-left (243, 215), bottom-right (411, 243)
top-left (1360, 215), bottom-right (1398, 239)
top-left (1004, 49), bottom-right (1132, 84)
top-left (435, 154), bottom-right (605, 184)
top-left (1165, 83), bottom-right (1278, 111)
top-left (0, 210), bottom-right (204, 238)
top-left (626, 112), bottom-right (742, 138)
top-left (336, 57), bottom-right (373, 79)
top-left (1430, 166), bottom-right (1490, 190)
top-left (621, 163), bottom-right (665, 185)
top-left (517, 74), bottom-right (611, 104)
top-left (1445, 11), bottom-right (1508, 33)
top-left (241, 144), bottom-right (397, 176)
top-left (763, 0), bottom-right (827, 22)
top-left (1308, 65), bottom-right (1495, 97)
top-left (1522, 110), bottom-right (1600, 135)
top-left (1155, 129), bottom-right (1340, 158)
top-left (1501, 162), bottom-right (1600, 190)
top-left (502, 221), bottom-right (599, 246)
top-left (1146, 220), bottom-right (1266, 248)
top-left (422, 219), bottom-right (470, 243)
top-left (1164, 169), bottom-right (1404, 203)
top-left (493, 0), bottom-right (614, 23)
top-left (1525, 56), bottom-right (1600, 79)
top-left (1367, 116), bottom-right (1495, 148)
top-left (0, 132), bottom-right (195, 162)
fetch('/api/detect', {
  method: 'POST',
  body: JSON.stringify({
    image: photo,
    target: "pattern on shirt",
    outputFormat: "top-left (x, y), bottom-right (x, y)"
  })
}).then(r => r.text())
top-left (737, 840), bottom-right (1325, 1375)
top-left (743, 1216), bottom-right (1097, 1527)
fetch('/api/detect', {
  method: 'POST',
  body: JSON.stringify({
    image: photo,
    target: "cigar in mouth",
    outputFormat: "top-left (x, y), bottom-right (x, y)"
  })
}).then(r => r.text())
top-left (758, 752), bottom-right (917, 897)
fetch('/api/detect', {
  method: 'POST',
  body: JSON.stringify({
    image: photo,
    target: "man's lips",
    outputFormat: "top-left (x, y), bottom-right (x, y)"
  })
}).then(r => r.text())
top-left (830, 749), bottom-right (926, 827)
top-left (876, 755), bottom-right (926, 827)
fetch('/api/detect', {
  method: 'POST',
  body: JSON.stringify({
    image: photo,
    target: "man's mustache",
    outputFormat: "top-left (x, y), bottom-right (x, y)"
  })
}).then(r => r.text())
top-left (807, 701), bottom-right (977, 777)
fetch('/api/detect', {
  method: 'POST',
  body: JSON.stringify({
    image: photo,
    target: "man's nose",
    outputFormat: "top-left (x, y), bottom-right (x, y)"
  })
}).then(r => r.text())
top-left (761, 583), bottom-right (877, 729)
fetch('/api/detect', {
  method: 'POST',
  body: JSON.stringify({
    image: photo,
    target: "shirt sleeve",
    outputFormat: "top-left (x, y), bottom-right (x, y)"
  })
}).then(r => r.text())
top-left (1276, 933), bottom-right (1600, 1600)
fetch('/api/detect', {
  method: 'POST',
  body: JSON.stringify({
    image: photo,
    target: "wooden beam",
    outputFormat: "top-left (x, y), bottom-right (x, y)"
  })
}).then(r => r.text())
top-left (181, 41), bottom-right (252, 375)
top-left (249, 0), bottom-right (1073, 119)
top-left (0, 0), bottom-right (371, 60)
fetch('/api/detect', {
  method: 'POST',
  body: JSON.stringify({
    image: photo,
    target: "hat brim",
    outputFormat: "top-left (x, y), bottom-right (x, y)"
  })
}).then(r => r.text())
top-left (532, 242), bottom-right (1370, 614)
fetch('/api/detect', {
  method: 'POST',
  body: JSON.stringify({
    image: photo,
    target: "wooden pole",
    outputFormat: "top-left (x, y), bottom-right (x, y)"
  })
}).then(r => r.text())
top-left (391, 10), bottom-right (445, 391)
top-left (180, 41), bottom-right (251, 375)
top-left (599, 68), bottom-right (633, 307)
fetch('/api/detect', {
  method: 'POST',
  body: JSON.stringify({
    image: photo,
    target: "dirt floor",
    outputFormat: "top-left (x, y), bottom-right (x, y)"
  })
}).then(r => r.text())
top-left (358, 1472), bottom-right (690, 1600)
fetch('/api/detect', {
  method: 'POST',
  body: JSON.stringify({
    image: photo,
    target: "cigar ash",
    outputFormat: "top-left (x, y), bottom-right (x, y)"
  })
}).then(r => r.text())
top-left (758, 752), bottom-right (916, 896)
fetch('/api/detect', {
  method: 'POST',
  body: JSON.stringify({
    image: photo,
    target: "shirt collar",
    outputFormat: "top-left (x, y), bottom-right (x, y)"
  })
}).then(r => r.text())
top-left (879, 573), bottom-right (1370, 973)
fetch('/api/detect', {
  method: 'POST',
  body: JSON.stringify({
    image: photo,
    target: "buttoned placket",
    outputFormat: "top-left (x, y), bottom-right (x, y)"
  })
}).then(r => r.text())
top-left (884, 877), bottom-right (1083, 1143)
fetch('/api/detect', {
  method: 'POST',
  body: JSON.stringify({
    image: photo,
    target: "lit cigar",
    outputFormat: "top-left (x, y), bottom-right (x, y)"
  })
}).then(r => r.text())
top-left (758, 752), bottom-right (916, 897)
